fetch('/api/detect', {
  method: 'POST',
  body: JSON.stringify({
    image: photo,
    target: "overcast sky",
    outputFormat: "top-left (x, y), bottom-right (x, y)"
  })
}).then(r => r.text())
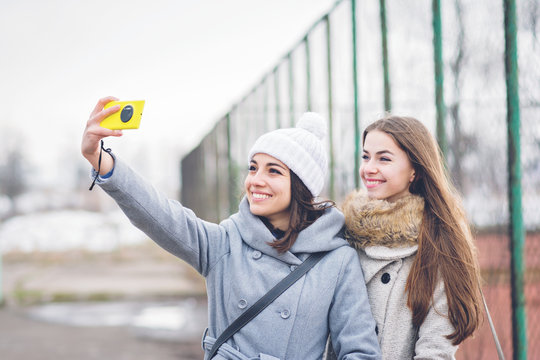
top-left (0, 0), bottom-right (337, 191)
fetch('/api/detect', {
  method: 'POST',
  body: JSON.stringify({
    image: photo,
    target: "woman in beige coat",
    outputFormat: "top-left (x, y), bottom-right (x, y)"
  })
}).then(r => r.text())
top-left (341, 116), bottom-right (483, 359)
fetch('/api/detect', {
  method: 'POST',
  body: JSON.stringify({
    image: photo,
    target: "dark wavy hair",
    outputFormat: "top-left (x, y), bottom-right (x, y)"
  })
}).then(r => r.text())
top-left (261, 170), bottom-right (334, 253)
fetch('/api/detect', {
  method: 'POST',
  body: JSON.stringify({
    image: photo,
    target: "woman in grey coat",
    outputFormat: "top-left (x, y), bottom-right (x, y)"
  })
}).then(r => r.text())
top-left (81, 97), bottom-right (381, 360)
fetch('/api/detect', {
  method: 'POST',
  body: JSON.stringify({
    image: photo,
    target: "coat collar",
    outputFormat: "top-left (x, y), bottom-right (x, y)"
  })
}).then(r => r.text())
top-left (342, 189), bottom-right (424, 249)
top-left (230, 197), bottom-right (347, 265)
top-left (364, 245), bottom-right (418, 260)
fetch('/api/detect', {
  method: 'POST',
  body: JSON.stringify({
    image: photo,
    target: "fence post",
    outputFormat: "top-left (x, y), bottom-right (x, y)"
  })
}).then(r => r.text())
top-left (288, 53), bottom-right (295, 127)
top-left (351, 0), bottom-right (360, 189)
top-left (226, 113), bottom-right (236, 216)
top-left (214, 129), bottom-right (221, 221)
top-left (432, 0), bottom-right (447, 156)
top-left (379, 0), bottom-right (391, 112)
top-left (274, 66), bottom-right (281, 128)
top-left (504, 0), bottom-right (527, 358)
top-left (263, 77), bottom-right (269, 132)
top-left (305, 36), bottom-right (312, 111)
top-left (324, 15), bottom-right (336, 200)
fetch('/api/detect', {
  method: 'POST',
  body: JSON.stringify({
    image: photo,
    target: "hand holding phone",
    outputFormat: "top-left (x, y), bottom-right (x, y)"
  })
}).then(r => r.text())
top-left (100, 100), bottom-right (145, 130)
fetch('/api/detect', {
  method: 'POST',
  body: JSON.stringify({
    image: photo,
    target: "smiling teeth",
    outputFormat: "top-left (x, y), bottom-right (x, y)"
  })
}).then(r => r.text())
top-left (366, 180), bottom-right (382, 185)
top-left (252, 193), bottom-right (271, 199)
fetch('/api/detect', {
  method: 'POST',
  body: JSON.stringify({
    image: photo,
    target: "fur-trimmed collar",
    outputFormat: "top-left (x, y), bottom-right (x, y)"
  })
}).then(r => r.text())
top-left (342, 189), bottom-right (424, 249)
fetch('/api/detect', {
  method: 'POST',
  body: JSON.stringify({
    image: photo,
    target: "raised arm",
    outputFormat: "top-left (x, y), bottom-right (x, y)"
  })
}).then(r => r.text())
top-left (81, 97), bottom-right (229, 275)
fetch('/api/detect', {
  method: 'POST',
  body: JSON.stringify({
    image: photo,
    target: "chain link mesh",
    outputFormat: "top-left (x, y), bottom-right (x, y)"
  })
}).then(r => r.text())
top-left (180, 1), bottom-right (539, 357)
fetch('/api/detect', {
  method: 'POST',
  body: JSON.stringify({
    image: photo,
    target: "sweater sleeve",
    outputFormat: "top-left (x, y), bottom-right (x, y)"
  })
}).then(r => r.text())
top-left (329, 248), bottom-right (382, 360)
top-left (414, 280), bottom-right (458, 359)
top-left (95, 156), bottom-right (229, 277)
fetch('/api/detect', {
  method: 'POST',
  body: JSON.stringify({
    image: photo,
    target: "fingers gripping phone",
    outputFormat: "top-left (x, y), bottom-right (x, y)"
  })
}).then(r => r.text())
top-left (101, 100), bottom-right (145, 130)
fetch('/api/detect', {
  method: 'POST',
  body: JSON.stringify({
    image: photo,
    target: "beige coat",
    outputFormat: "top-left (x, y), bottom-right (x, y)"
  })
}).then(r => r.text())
top-left (343, 190), bottom-right (458, 360)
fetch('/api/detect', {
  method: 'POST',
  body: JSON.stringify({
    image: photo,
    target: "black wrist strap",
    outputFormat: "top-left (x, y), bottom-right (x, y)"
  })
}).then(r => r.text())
top-left (89, 140), bottom-right (112, 191)
top-left (208, 251), bottom-right (328, 359)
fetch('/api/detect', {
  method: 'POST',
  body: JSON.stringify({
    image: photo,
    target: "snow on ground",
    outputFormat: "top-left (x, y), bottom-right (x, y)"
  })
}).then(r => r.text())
top-left (0, 196), bottom-right (11, 218)
top-left (0, 210), bottom-right (147, 253)
top-left (25, 299), bottom-right (207, 340)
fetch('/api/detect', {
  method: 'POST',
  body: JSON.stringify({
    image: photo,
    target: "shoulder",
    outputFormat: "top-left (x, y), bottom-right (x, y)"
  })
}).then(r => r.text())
top-left (323, 242), bottom-right (363, 276)
top-left (329, 242), bottom-right (358, 258)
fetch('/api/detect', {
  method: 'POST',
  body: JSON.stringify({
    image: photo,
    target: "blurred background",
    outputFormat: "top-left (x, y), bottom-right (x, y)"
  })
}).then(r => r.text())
top-left (1, 0), bottom-right (538, 359)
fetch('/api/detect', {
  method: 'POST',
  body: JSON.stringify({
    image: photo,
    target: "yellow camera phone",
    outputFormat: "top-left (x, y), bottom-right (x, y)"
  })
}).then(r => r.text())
top-left (101, 100), bottom-right (145, 130)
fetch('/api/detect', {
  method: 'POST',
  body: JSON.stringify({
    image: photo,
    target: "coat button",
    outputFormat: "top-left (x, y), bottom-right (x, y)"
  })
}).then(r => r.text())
top-left (375, 325), bottom-right (379, 335)
top-left (280, 309), bottom-right (290, 319)
top-left (290, 265), bottom-right (297, 272)
top-left (238, 299), bottom-right (248, 309)
top-left (252, 250), bottom-right (262, 260)
top-left (381, 273), bottom-right (391, 284)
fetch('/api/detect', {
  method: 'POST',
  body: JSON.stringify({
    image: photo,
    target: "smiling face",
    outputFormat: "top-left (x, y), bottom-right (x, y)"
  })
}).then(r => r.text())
top-left (361, 130), bottom-right (416, 203)
top-left (244, 153), bottom-right (292, 230)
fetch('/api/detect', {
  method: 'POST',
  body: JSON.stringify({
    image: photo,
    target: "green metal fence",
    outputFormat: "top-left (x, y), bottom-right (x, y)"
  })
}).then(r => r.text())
top-left (180, 0), bottom-right (539, 358)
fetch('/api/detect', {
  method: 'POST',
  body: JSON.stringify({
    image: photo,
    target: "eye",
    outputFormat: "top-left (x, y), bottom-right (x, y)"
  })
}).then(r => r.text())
top-left (269, 168), bottom-right (283, 175)
top-left (361, 154), bottom-right (369, 161)
top-left (380, 157), bottom-right (391, 162)
top-left (248, 165), bottom-right (256, 171)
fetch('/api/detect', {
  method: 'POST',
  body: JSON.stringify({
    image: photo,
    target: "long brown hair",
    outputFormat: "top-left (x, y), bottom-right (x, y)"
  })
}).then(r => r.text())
top-left (363, 115), bottom-right (483, 345)
top-left (264, 170), bottom-right (334, 253)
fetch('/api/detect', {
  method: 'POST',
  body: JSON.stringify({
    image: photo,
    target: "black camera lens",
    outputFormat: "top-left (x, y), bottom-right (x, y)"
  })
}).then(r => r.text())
top-left (120, 105), bottom-right (134, 123)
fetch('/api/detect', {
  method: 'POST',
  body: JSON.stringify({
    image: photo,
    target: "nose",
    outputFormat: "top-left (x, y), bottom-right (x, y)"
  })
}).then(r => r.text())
top-left (250, 170), bottom-right (266, 186)
top-left (362, 159), bottom-right (378, 174)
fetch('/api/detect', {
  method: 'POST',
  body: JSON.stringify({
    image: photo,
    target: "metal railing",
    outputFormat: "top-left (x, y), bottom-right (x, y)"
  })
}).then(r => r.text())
top-left (180, 1), bottom-right (539, 358)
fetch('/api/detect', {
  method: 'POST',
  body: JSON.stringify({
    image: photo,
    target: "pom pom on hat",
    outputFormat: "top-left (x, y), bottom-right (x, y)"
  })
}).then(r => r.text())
top-left (248, 112), bottom-right (328, 197)
top-left (296, 112), bottom-right (326, 140)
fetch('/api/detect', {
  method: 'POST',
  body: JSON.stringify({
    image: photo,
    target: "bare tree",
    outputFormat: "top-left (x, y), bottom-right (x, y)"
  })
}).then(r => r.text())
top-left (447, 0), bottom-right (478, 194)
top-left (0, 146), bottom-right (28, 214)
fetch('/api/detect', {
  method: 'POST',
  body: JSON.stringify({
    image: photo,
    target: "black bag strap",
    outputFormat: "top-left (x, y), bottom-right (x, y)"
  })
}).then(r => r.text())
top-left (208, 251), bottom-right (328, 359)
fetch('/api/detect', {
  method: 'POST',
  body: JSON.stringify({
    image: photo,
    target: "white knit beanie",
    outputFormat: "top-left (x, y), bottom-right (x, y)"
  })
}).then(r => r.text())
top-left (248, 112), bottom-right (327, 197)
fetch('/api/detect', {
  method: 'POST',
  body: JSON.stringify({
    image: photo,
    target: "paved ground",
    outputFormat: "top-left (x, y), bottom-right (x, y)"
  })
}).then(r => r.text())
top-left (0, 306), bottom-right (204, 360)
top-left (0, 242), bottom-right (207, 360)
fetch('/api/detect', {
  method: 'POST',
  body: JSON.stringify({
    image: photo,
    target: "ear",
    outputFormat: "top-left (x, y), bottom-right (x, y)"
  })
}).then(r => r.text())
top-left (409, 171), bottom-right (416, 183)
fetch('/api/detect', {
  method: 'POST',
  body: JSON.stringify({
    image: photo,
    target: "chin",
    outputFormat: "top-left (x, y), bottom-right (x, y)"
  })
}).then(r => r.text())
top-left (248, 204), bottom-right (266, 217)
top-left (367, 190), bottom-right (387, 201)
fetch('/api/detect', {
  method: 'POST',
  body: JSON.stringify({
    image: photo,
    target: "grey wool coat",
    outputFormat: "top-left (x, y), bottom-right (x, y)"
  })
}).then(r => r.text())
top-left (95, 157), bottom-right (381, 360)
